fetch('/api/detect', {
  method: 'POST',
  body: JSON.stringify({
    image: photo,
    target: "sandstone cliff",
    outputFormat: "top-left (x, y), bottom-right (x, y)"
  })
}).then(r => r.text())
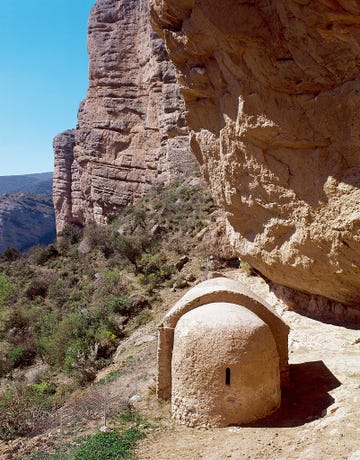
top-left (53, 0), bottom-right (196, 232)
top-left (151, 0), bottom-right (360, 312)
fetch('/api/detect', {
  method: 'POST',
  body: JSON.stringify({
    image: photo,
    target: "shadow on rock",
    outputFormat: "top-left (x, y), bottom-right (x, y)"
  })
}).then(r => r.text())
top-left (249, 360), bottom-right (341, 428)
top-left (270, 283), bottom-right (360, 330)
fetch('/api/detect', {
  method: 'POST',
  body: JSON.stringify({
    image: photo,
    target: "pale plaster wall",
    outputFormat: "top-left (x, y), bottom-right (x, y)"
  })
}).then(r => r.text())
top-left (157, 277), bottom-right (289, 400)
top-left (172, 303), bottom-right (281, 427)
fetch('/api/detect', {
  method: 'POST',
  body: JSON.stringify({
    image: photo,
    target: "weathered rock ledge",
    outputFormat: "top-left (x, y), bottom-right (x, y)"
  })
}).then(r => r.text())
top-left (151, 0), bottom-right (360, 311)
top-left (53, 0), bottom-right (196, 233)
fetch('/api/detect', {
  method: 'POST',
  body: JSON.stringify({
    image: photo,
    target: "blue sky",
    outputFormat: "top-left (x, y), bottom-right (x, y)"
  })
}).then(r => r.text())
top-left (0, 1), bottom-right (96, 176)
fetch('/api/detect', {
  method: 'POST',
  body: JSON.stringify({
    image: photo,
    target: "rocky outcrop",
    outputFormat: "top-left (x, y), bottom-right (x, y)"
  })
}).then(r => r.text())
top-left (151, 0), bottom-right (360, 310)
top-left (53, 131), bottom-right (77, 231)
top-left (53, 0), bottom-right (196, 233)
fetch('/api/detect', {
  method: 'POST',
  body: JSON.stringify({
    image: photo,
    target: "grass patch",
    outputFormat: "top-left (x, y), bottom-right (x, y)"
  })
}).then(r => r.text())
top-left (73, 429), bottom-right (145, 460)
top-left (18, 408), bottom-right (153, 460)
top-left (95, 368), bottom-right (126, 386)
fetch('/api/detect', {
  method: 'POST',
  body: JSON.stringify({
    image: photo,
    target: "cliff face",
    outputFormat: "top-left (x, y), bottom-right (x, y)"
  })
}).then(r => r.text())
top-left (53, 0), bottom-right (196, 232)
top-left (151, 0), bottom-right (360, 310)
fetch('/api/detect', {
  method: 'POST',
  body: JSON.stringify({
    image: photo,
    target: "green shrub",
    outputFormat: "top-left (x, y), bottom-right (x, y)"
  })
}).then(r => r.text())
top-left (32, 245), bottom-right (59, 265)
top-left (0, 247), bottom-right (20, 262)
top-left (132, 209), bottom-right (146, 230)
top-left (59, 224), bottom-right (83, 245)
top-left (106, 295), bottom-right (133, 315)
top-left (96, 268), bottom-right (127, 297)
top-left (0, 383), bottom-right (55, 440)
top-left (84, 223), bottom-right (112, 257)
top-left (138, 253), bottom-right (175, 290)
top-left (112, 235), bottom-right (142, 269)
top-left (96, 368), bottom-right (125, 386)
top-left (25, 273), bottom-right (57, 299)
top-left (7, 345), bottom-right (36, 369)
top-left (131, 309), bottom-right (152, 328)
top-left (0, 273), bottom-right (12, 306)
top-left (4, 305), bottom-right (31, 331)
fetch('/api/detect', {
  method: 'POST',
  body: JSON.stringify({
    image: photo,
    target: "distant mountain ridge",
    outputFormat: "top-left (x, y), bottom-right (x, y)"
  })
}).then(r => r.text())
top-left (0, 172), bottom-right (53, 195)
top-left (0, 172), bottom-right (55, 253)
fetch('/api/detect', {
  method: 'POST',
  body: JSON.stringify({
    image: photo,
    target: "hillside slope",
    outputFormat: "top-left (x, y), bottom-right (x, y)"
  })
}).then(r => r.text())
top-left (0, 179), bottom-right (358, 459)
top-left (0, 172), bottom-right (52, 195)
top-left (0, 193), bottom-right (55, 253)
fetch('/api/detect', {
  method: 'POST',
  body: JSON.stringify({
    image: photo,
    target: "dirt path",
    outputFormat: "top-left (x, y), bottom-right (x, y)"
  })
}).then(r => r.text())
top-left (136, 273), bottom-right (360, 460)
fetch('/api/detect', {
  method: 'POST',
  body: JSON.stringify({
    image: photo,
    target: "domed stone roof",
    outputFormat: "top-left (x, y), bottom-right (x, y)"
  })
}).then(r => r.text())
top-left (171, 302), bottom-right (281, 427)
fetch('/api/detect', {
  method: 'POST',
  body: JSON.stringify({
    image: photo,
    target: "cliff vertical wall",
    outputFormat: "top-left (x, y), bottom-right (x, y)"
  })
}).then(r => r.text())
top-left (151, 0), bottom-right (360, 312)
top-left (53, 0), bottom-right (196, 232)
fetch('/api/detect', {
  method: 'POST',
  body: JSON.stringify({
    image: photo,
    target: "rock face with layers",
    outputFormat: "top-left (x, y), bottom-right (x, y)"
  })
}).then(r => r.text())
top-left (53, 131), bottom-right (77, 231)
top-left (53, 0), bottom-right (196, 233)
top-left (151, 0), bottom-right (360, 309)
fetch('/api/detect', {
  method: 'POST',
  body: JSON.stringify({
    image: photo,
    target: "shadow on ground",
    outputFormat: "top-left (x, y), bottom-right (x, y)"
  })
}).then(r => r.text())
top-left (249, 360), bottom-right (341, 428)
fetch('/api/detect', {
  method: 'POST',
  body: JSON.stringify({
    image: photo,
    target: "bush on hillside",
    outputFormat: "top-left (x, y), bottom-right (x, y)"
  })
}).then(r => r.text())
top-left (0, 178), bottom-right (218, 438)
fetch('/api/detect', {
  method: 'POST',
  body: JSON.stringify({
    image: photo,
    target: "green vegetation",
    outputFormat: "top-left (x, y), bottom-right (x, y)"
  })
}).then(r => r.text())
top-left (0, 381), bottom-right (56, 440)
top-left (14, 407), bottom-right (154, 460)
top-left (70, 407), bottom-right (154, 460)
top-left (73, 429), bottom-right (145, 460)
top-left (0, 272), bottom-right (12, 305)
top-left (0, 178), bottom-right (217, 440)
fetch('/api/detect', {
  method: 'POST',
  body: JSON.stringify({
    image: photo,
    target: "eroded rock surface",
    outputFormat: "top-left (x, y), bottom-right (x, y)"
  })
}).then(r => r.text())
top-left (54, 0), bottom-right (196, 232)
top-left (53, 130), bottom-right (77, 231)
top-left (151, 0), bottom-right (360, 308)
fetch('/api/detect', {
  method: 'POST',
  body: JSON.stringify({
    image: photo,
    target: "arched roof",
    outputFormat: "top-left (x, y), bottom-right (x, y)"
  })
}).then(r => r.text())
top-left (157, 277), bottom-right (289, 400)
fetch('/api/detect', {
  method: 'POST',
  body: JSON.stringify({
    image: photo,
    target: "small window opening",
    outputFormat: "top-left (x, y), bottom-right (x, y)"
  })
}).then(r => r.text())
top-left (225, 367), bottom-right (231, 386)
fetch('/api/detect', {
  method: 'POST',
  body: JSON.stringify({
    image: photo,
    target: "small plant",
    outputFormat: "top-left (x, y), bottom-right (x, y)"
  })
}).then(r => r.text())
top-left (138, 253), bottom-right (175, 290)
top-left (240, 260), bottom-right (255, 276)
top-left (0, 383), bottom-right (56, 440)
top-left (73, 429), bottom-right (145, 460)
top-left (96, 368), bottom-right (125, 386)
top-left (112, 234), bottom-right (142, 270)
top-left (0, 272), bottom-right (12, 305)
top-left (7, 345), bottom-right (35, 369)
top-left (65, 407), bottom-right (155, 459)
top-left (131, 309), bottom-right (152, 328)
top-left (0, 247), bottom-right (20, 262)
top-left (106, 295), bottom-right (133, 314)
top-left (59, 224), bottom-right (83, 245)
top-left (32, 245), bottom-right (59, 265)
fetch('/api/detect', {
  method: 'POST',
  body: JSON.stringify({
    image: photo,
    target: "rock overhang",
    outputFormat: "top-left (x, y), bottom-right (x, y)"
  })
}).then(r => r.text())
top-left (150, 0), bottom-right (360, 310)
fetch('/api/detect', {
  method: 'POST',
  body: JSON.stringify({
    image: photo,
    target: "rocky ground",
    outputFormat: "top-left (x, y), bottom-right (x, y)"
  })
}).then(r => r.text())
top-left (136, 271), bottom-right (360, 460)
top-left (1, 269), bottom-right (359, 459)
